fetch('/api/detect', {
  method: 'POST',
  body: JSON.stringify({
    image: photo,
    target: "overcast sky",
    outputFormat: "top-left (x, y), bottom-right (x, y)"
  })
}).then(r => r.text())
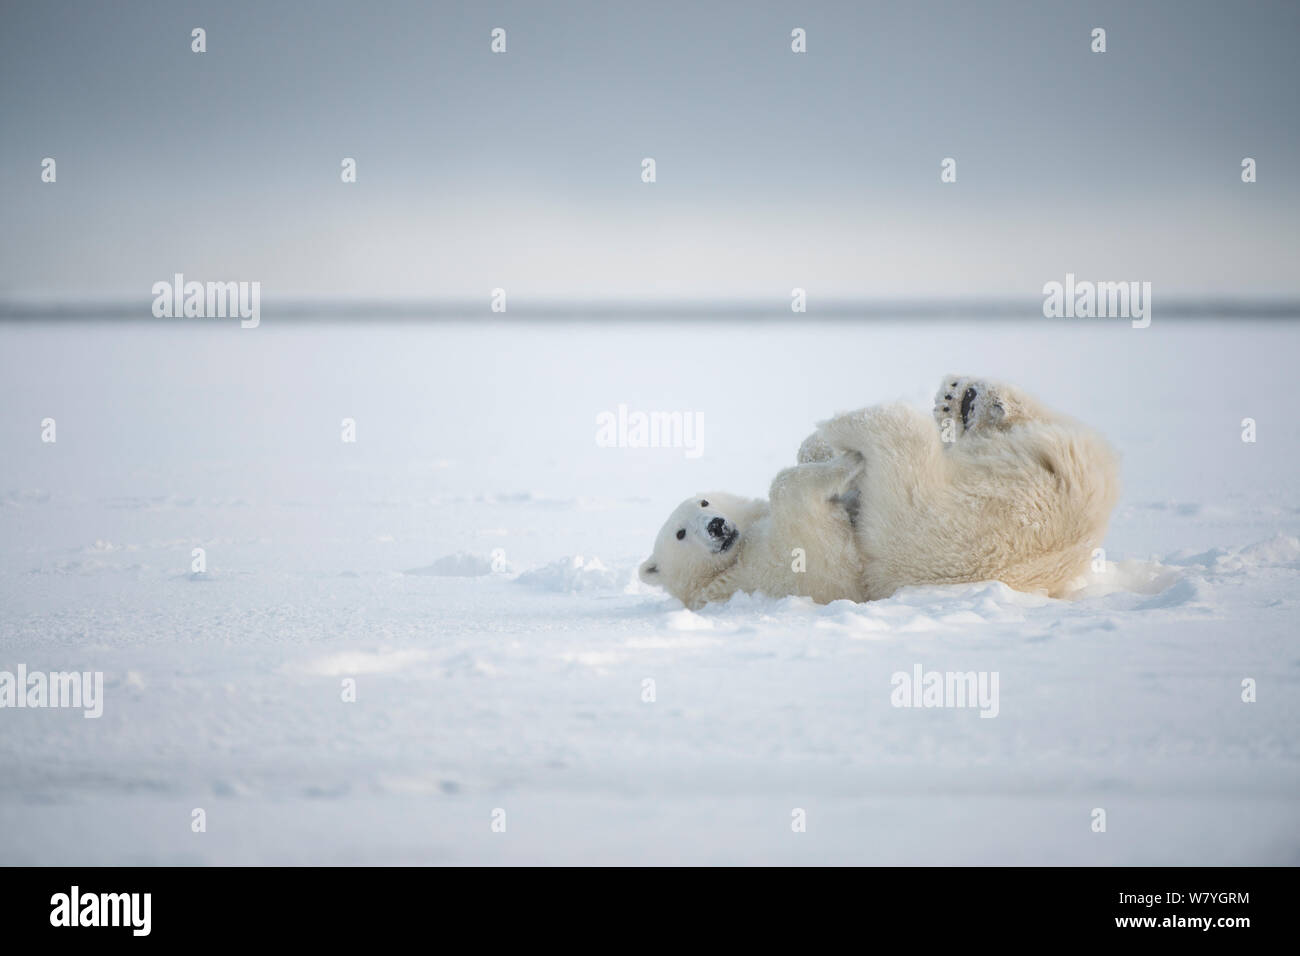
top-left (1, 0), bottom-right (1296, 303)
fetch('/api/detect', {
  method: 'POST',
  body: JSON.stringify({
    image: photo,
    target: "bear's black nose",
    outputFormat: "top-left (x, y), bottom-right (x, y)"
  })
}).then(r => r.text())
top-left (707, 517), bottom-right (725, 537)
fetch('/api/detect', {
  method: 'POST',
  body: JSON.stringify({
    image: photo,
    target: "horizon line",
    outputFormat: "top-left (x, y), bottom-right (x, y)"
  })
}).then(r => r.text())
top-left (1, 294), bottom-right (1299, 321)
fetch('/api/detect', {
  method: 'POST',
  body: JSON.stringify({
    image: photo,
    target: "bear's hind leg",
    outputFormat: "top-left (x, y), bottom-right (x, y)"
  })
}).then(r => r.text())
top-left (934, 375), bottom-right (1050, 438)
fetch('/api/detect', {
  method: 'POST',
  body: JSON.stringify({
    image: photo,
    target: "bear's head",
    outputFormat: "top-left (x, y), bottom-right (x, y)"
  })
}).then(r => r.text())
top-left (639, 492), bottom-right (764, 606)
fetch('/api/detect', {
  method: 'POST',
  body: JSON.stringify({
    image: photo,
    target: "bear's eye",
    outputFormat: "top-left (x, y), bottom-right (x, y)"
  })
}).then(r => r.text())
top-left (676, 529), bottom-right (686, 540)
top-left (700, 499), bottom-right (709, 507)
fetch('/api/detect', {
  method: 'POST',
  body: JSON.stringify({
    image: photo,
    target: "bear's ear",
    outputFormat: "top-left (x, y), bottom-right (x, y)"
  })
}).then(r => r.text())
top-left (638, 558), bottom-right (659, 583)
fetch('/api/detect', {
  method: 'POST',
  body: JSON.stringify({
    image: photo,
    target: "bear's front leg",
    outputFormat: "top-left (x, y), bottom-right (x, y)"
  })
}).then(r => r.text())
top-left (766, 454), bottom-right (868, 603)
top-left (815, 402), bottom-right (941, 464)
top-left (796, 430), bottom-right (837, 464)
top-left (769, 453), bottom-right (865, 508)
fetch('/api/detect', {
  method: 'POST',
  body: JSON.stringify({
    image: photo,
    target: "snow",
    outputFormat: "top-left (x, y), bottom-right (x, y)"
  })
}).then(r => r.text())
top-left (0, 315), bottom-right (1297, 865)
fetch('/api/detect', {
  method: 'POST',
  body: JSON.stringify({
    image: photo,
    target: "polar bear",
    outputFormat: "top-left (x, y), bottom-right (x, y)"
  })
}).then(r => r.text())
top-left (638, 375), bottom-right (1120, 608)
top-left (637, 459), bottom-right (868, 610)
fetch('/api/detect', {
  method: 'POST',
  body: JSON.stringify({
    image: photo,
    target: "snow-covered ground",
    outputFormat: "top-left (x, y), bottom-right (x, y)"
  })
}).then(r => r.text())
top-left (1, 315), bottom-right (1297, 865)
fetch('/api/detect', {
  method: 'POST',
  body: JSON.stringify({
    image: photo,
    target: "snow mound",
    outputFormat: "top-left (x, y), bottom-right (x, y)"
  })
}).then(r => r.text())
top-left (1066, 559), bottom-right (1182, 599)
top-left (405, 552), bottom-right (497, 577)
top-left (665, 608), bottom-right (714, 630)
top-left (1135, 574), bottom-right (1213, 610)
top-left (809, 581), bottom-right (1050, 636)
top-left (516, 555), bottom-right (622, 592)
top-left (1164, 534), bottom-right (1300, 572)
top-left (636, 564), bottom-right (1220, 631)
top-left (1211, 534), bottom-right (1300, 572)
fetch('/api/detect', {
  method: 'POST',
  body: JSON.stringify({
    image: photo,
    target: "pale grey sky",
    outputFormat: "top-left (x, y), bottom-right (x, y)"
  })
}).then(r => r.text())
top-left (1, 0), bottom-right (1296, 303)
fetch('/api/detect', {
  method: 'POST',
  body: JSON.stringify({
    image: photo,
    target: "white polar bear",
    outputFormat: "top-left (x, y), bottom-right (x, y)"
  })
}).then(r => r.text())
top-left (639, 375), bottom-right (1120, 608)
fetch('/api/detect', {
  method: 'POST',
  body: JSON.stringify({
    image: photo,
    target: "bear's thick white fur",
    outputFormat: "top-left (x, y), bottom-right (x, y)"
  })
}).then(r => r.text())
top-left (639, 376), bottom-right (1120, 608)
top-left (638, 459), bottom-right (869, 609)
